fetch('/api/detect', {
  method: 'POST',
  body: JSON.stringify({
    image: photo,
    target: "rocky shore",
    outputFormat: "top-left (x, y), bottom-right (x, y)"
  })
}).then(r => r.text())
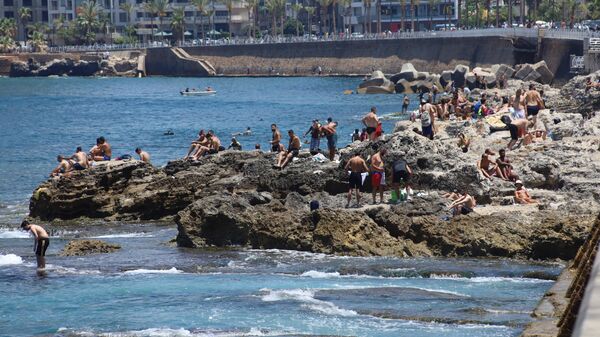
top-left (26, 73), bottom-right (600, 260)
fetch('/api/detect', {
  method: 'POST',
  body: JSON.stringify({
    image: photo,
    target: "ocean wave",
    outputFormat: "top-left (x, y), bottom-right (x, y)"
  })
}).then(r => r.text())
top-left (0, 253), bottom-right (23, 266)
top-left (430, 274), bottom-right (553, 283)
top-left (56, 327), bottom-right (288, 337)
top-left (45, 264), bottom-right (102, 275)
top-left (123, 267), bottom-right (183, 275)
top-left (299, 270), bottom-right (341, 278)
top-left (260, 288), bottom-right (357, 317)
top-left (0, 228), bottom-right (29, 238)
top-left (91, 233), bottom-right (154, 239)
top-left (403, 286), bottom-right (471, 298)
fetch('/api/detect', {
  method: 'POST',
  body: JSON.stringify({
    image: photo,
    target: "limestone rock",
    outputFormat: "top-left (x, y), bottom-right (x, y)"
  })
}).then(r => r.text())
top-left (61, 240), bottom-right (121, 256)
top-left (391, 63), bottom-right (418, 83)
top-left (533, 61), bottom-right (554, 84)
top-left (492, 64), bottom-right (516, 79)
top-left (9, 61), bottom-right (31, 77)
top-left (440, 70), bottom-right (453, 88)
top-left (451, 64), bottom-right (469, 87)
top-left (394, 79), bottom-right (413, 93)
top-left (514, 64), bottom-right (535, 80)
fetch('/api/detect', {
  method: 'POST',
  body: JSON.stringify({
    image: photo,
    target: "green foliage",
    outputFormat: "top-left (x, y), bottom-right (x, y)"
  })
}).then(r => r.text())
top-left (283, 18), bottom-right (305, 36)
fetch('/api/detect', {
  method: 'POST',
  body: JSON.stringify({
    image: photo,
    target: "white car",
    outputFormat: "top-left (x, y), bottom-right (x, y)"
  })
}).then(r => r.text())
top-left (351, 32), bottom-right (365, 38)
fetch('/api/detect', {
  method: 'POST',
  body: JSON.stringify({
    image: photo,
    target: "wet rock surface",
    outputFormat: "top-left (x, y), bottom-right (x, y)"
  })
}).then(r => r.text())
top-left (61, 239), bottom-right (121, 256)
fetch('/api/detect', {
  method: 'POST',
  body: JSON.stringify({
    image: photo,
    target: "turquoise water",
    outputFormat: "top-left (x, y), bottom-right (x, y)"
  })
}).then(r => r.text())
top-left (0, 77), bottom-right (561, 337)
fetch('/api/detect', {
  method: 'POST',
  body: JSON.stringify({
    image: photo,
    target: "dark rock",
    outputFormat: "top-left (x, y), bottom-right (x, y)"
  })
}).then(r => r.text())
top-left (61, 239), bottom-right (121, 256)
top-left (70, 60), bottom-right (100, 76)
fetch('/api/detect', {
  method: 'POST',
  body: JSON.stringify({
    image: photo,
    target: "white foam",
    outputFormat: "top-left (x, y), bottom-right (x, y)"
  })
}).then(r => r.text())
top-left (300, 270), bottom-right (341, 278)
top-left (261, 288), bottom-right (357, 317)
top-left (123, 267), bottom-right (183, 275)
top-left (404, 286), bottom-right (471, 298)
top-left (0, 229), bottom-right (29, 239)
top-left (0, 253), bottom-right (23, 266)
top-left (91, 233), bottom-right (154, 239)
top-left (430, 274), bottom-right (553, 284)
top-left (46, 265), bottom-right (102, 275)
top-left (58, 327), bottom-right (289, 337)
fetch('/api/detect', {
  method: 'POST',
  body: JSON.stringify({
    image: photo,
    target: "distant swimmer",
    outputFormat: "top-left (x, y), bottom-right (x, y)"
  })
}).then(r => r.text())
top-left (21, 220), bottom-right (49, 270)
top-left (164, 129), bottom-right (175, 136)
top-left (232, 127), bottom-right (252, 137)
top-left (135, 147), bottom-right (151, 163)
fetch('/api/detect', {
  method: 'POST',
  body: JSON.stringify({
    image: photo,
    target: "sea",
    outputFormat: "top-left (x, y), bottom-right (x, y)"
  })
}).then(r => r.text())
top-left (0, 76), bottom-right (562, 337)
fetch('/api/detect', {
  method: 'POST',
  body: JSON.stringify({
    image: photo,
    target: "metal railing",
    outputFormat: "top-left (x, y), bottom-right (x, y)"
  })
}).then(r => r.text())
top-left (29, 27), bottom-right (600, 54)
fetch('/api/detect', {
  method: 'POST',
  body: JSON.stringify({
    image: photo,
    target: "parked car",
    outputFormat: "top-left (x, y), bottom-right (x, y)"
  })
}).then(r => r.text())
top-left (351, 32), bottom-right (365, 38)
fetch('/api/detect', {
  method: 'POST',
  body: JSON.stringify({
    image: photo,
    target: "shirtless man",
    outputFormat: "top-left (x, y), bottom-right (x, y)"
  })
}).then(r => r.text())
top-left (276, 130), bottom-right (301, 169)
top-left (345, 153), bottom-right (369, 207)
top-left (90, 137), bottom-right (112, 161)
top-left (509, 89), bottom-right (526, 120)
top-left (496, 149), bottom-right (517, 181)
top-left (192, 133), bottom-right (219, 159)
top-left (370, 149), bottom-right (387, 204)
top-left (270, 124), bottom-right (282, 152)
top-left (448, 192), bottom-right (476, 216)
top-left (420, 98), bottom-right (436, 140)
top-left (503, 117), bottom-right (531, 150)
top-left (525, 84), bottom-right (545, 125)
top-left (320, 119), bottom-right (338, 161)
top-left (477, 149), bottom-right (501, 180)
top-left (21, 220), bottom-right (49, 270)
top-left (362, 106), bottom-right (380, 141)
top-left (514, 180), bottom-right (537, 204)
top-left (70, 147), bottom-right (89, 170)
top-left (51, 155), bottom-right (72, 177)
top-left (185, 130), bottom-right (207, 159)
top-left (391, 158), bottom-right (413, 202)
top-left (135, 148), bottom-right (151, 163)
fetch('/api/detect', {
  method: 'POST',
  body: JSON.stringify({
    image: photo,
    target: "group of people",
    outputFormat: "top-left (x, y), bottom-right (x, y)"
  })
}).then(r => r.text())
top-left (184, 130), bottom-right (225, 160)
top-left (50, 136), bottom-right (150, 177)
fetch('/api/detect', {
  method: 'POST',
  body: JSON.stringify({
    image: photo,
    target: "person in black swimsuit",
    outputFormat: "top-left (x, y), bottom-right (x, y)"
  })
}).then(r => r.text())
top-left (344, 153), bottom-right (369, 208)
top-left (276, 130), bottom-right (301, 169)
top-left (21, 220), bottom-right (50, 270)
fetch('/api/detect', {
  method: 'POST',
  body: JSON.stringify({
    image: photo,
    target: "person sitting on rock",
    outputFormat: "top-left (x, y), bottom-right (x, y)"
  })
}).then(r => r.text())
top-left (496, 149), bottom-right (517, 182)
top-left (359, 128), bottom-right (369, 142)
top-left (514, 180), bottom-right (537, 204)
top-left (477, 149), bottom-right (501, 180)
top-left (89, 137), bottom-right (112, 162)
top-left (448, 191), bottom-right (476, 216)
top-left (443, 190), bottom-right (460, 201)
top-left (585, 77), bottom-right (600, 93)
top-left (193, 132), bottom-right (221, 159)
top-left (228, 138), bottom-right (242, 151)
top-left (450, 92), bottom-right (467, 118)
top-left (185, 130), bottom-right (207, 159)
top-left (51, 155), bottom-right (73, 177)
top-left (351, 129), bottom-right (361, 142)
top-left (345, 153), bottom-right (369, 208)
top-left (276, 130), bottom-right (301, 169)
top-left (135, 147), bottom-right (151, 163)
top-left (370, 148), bottom-right (387, 204)
top-left (70, 146), bottom-right (89, 170)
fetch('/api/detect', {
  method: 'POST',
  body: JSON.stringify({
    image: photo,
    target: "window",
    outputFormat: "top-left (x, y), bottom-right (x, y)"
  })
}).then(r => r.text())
top-left (216, 10), bottom-right (227, 17)
top-left (51, 13), bottom-right (58, 20)
top-left (136, 0), bottom-right (143, 4)
top-left (51, 0), bottom-right (57, 10)
top-left (41, 0), bottom-right (47, 5)
top-left (22, 0), bottom-right (32, 6)
top-left (119, 12), bottom-right (127, 22)
top-left (4, 10), bottom-right (14, 18)
top-left (66, 13), bottom-right (72, 20)
top-left (136, 11), bottom-right (144, 18)
top-left (185, 11), bottom-right (193, 17)
top-left (3, 0), bottom-right (13, 5)
top-left (119, 0), bottom-right (126, 3)
top-left (66, 0), bottom-right (72, 9)
top-left (42, 11), bottom-right (48, 21)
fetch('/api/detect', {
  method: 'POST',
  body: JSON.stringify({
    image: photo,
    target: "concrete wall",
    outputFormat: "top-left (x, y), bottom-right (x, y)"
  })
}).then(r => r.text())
top-left (145, 48), bottom-right (212, 77)
top-left (539, 38), bottom-right (584, 81)
top-left (183, 37), bottom-right (523, 76)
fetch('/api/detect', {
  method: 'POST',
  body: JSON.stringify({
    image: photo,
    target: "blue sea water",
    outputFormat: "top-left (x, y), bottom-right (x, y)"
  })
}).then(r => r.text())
top-left (0, 77), bottom-right (562, 337)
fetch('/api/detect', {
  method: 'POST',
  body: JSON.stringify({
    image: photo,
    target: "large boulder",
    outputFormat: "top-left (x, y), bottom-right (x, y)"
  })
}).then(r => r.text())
top-left (532, 61), bottom-right (554, 84)
top-left (491, 64), bottom-right (516, 79)
top-left (61, 240), bottom-right (121, 256)
top-left (451, 64), bottom-right (469, 87)
top-left (70, 60), bottom-right (100, 76)
top-left (357, 70), bottom-right (395, 94)
top-left (440, 70), bottom-right (453, 88)
top-left (390, 63), bottom-right (418, 83)
top-left (395, 79), bottom-right (413, 94)
top-left (37, 58), bottom-right (75, 76)
top-left (9, 61), bottom-right (32, 77)
top-left (514, 64), bottom-right (535, 80)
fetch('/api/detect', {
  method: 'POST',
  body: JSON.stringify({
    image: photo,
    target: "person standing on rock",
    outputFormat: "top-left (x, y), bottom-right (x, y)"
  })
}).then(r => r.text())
top-left (362, 106), bottom-right (380, 141)
top-left (304, 120), bottom-right (321, 155)
top-left (402, 95), bottom-right (410, 114)
top-left (70, 147), bottom-right (89, 170)
top-left (391, 158), bottom-right (413, 202)
top-left (525, 84), bottom-right (545, 125)
top-left (320, 118), bottom-right (338, 161)
top-left (345, 153), bottom-right (369, 208)
top-left (419, 99), bottom-right (435, 140)
top-left (21, 220), bottom-right (49, 270)
top-left (509, 89), bottom-right (526, 120)
top-left (270, 124), bottom-right (282, 152)
top-left (135, 148), bottom-right (151, 163)
top-left (370, 149), bottom-right (387, 204)
top-left (276, 130), bottom-right (301, 169)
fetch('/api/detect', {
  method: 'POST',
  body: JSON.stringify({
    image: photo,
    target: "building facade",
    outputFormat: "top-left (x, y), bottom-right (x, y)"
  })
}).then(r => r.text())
top-left (1, 0), bottom-right (49, 40)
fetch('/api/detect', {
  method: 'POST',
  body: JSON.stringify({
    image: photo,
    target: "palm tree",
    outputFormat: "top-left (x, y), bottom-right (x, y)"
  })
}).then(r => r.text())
top-left (144, 0), bottom-right (158, 41)
top-left (318, 0), bottom-right (332, 34)
top-left (495, 0), bottom-right (499, 27)
top-left (246, 0), bottom-right (259, 37)
top-left (376, 0), bottom-right (381, 33)
top-left (331, 0), bottom-right (338, 34)
top-left (398, 0), bottom-right (406, 31)
top-left (77, 0), bottom-right (101, 44)
top-left (120, 3), bottom-right (134, 26)
top-left (192, 0), bottom-right (209, 42)
top-left (18, 7), bottom-right (31, 41)
top-left (0, 17), bottom-right (17, 38)
top-left (171, 6), bottom-right (186, 43)
top-left (266, 0), bottom-right (278, 36)
top-left (410, 0), bottom-right (415, 31)
top-left (155, 0), bottom-right (169, 41)
top-left (291, 3), bottom-right (303, 36)
top-left (485, 0), bottom-right (490, 27)
top-left (363, 0), bottom-right (371, 33)
top-left (457, 0), bottom-right (461, 27)
top-left (222, 0), bottom-right (234, 36)
top-left (305, 5), bottom-right (315, 36)
top-left (428, 0), bottom-right (435, 29)
top-left (338, 0), bottom-right (351, 33)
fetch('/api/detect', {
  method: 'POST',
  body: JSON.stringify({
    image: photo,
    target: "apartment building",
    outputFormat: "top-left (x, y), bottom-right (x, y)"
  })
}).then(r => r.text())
top-left (0, 0), bottom-right (49, 40)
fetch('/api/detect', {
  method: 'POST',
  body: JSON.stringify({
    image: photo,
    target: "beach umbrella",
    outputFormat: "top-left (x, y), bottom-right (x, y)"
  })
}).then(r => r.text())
top-left (206, 30), bottom-right (221, 37)
top-left (154, 31), bottom-right (173, 37)
top-left (184, 31), bottom-right (193, 36)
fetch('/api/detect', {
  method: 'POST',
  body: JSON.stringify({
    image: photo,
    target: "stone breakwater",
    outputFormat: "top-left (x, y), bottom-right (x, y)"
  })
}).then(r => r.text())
top-left (27, 73), bottom-right (600, 260)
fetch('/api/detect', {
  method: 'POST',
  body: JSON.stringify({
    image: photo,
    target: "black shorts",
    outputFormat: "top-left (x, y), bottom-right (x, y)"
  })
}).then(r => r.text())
top-left (349, 172), bottom-right (362, 189)
top-left (508, 124), bottom-right (519, 140)
top-left (290, 149), bottom-right (299, 157)
top-left (392, 170), bottom-right (410, 184)
top-left (461, 206), bottom-right (473, 215)
top-left (73, 162), bottom-right (85, 170)
top-left (208, 149), bottom-right (218, 154)
top-left (35, 238), bottom-right (49, 257)
top-left (527, 106), bottom-right (539, 116)
top-left (366, 127), bottom-right (376, 134)
top-left (271, 143), bottom-right (280, 152)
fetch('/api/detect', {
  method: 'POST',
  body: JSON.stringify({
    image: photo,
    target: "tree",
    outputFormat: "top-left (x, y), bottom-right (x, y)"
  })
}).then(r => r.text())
top-left (338, 0), bottom-right (351, 33)
top-left (410, 0), bottom-right (415, 31)
top-left (428, 0), bottom-right (437, 29)
top-left (18, 7), bottom-right (31, 41)
top-left (457, 0), bottom-right (462, 27)
top-left (376, 0), bottom-right (382, 33)
top-left (144, 0), bottom-right (158, 41)
top-left (318, 0), bottom-right (332, 34)
top-left (291, 3), bottom-right (303, 36)
top-left (0, 18), bottom-right (17, 51)
top-left (76, 0), bottom-right (101, 44)
top-left (363, 0), bottom-right (372, 33)
top-left (398, 0), bottom-right (406, 31)
top-left (120, 3), bottom-right (134, 25)
top-left (28, 23), bottom-right (48, 52)
top-left (485, 0), bottom-right (490, 26)
top-left (171, 6), bottom-right (186, 43)
top-left (332, 0), bottom-right (338, 34)
top-left (266, 0), bottom-right (279, 36)
top-left (222, 0), bottom-right (234, 36)
top-left (192, 0), bottom-right (209, 42)
top-left (304, 6), bottom-right (316, 35)
top-left (155, 0), bottom-right (170, 41)
top-left (245, 0), bottom-right (259, 37)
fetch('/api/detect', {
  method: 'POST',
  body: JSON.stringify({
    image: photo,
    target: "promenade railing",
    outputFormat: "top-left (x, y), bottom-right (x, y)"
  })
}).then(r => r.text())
top-left (22, 27), bottom-right (600, 54)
